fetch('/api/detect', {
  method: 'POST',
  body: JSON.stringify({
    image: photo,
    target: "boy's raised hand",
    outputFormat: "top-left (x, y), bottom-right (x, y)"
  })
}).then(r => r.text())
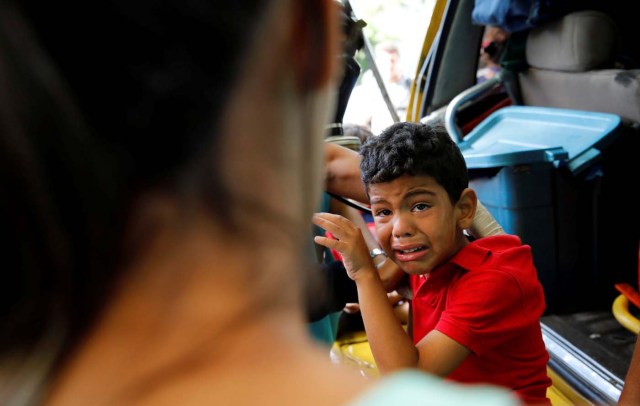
top-left (312, 212), bottom-right (375, 281)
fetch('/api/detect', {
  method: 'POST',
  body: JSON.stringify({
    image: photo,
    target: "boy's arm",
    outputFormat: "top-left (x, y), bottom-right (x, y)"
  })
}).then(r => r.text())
top-left (376, 258), bottom-right (409, 295)
top-left (313, 212), bottom-right (473, 375)
top-left (413, 330), bottom-right (472, 377)
top-left (356, 268), bottom-right (470, 375)
top-left (353, 270), bottom-right (419, 372)
top-left (330, 198), bottom-right (384, 265)
top-left (330, 198), bottom-right (406, 292)
top-left (312, 212), bottom-right (420, 373)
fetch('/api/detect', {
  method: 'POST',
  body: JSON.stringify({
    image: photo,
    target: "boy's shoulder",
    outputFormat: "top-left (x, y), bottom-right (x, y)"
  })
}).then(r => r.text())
top-left (446, 235), bottom-right (543, 307)
top-left (452, 234), bottom-right (534, 273)
top-left (472, 234), bottom-right (524, 251)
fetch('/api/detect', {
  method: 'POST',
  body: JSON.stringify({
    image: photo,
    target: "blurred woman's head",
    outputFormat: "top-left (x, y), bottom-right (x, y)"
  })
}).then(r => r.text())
top-left (0, 0), bottom-right (340, 403)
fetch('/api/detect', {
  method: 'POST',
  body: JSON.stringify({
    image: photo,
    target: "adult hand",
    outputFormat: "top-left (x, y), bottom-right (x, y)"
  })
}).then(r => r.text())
top-left (343, 291), bottom-right (409, 325)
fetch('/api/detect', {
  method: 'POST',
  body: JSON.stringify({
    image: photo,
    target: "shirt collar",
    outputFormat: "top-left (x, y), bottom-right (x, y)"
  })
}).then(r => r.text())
top-left (450, 238), bottom-right (493, 271)
top-left (450, 234), bottom-right (522, 271)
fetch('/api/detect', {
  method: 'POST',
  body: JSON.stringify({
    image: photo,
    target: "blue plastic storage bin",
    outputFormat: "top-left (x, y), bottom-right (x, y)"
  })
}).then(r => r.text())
top-left (461, 106), bottom-right (623, 312)
top-left (461, 106), bottom-right (621, 173)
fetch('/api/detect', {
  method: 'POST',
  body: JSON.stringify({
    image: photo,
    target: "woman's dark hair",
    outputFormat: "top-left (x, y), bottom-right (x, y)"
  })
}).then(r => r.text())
top-left (0, 0), bottom-right (270, 402)
top-left (359, 122), bottom-right (469, 203)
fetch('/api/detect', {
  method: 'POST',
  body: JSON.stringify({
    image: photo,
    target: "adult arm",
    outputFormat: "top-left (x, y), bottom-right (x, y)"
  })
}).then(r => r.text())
top-left (469, 200), bottom-right (505, 237)
top-left (324, 142), bottom-right (368, 203)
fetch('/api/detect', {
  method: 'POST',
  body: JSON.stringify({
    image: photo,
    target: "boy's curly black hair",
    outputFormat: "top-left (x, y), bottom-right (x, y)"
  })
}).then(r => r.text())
top-left (359, 122), bottom-right (468, 203)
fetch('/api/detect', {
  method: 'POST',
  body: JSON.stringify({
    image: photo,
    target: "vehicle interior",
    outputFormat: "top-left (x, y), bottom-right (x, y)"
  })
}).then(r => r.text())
top-left (331, 0), bottom-right (640, 404)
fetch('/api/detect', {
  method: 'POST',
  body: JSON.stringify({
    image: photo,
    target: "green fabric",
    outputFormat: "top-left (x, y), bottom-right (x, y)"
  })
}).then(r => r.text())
top-left (347, 370), bottom-right (520, 406)
top-left (309, 311), bottom-right (342, 346)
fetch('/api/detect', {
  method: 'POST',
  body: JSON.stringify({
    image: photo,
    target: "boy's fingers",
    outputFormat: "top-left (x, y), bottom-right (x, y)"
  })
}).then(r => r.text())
top-left (313, 213), bottom-right (352, 239)
top-left (312, 212), bottom-right (340, 222)
top-left (315, 235), bottom-right (354, 257)
top-left (314, 221), bottom-right (340, 239)
top-left (312, 213), bottom-right (338, 231)
top-left (314, 235), bottom-right (328, 245)
top-left (313, 212), bottom-right (358, 235)
top-left (313, 212), bottom-right (353, 227)
top-left (314, 235), bottom-right (339, 250)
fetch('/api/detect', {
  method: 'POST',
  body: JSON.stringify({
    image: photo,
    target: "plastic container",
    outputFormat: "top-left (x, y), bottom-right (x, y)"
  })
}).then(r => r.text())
top-left (461, 106), bottom-right (623, 313)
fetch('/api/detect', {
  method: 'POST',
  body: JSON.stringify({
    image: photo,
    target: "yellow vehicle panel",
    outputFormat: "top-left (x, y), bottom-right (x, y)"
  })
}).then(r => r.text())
top-left (332, 331), bottom-right (586, 405)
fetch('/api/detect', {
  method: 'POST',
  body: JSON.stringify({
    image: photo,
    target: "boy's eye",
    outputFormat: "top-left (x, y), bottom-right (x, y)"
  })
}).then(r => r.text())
top-left (374, 208), bottom-right (392, 217)
top-left (412, 203), bottom-right (430, 212)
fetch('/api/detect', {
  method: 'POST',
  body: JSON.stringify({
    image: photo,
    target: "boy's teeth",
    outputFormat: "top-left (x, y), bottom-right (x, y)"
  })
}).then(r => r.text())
top-left (402, 247), bottom-right (421, 253)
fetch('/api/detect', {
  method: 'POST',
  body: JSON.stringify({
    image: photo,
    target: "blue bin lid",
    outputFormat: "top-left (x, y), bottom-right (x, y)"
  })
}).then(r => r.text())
top-left (460, 106), bottom-right (621, 173)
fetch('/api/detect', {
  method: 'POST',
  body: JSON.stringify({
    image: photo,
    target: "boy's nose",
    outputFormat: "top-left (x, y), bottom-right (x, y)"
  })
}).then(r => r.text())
top-left (392, 212), bottom-right (415, 238)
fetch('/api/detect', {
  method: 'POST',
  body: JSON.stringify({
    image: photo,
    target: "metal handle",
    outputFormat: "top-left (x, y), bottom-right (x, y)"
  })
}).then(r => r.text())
top-left (444, 72), bottom-right (503, 143)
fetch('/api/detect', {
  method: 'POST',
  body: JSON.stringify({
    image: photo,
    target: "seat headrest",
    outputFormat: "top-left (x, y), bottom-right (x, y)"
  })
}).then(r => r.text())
top-left (526, 10), bottom-right (617, 72)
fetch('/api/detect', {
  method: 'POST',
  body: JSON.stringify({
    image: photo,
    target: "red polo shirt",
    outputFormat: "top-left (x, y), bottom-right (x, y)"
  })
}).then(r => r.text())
top-left (410, 235), bottom-right (551, 405)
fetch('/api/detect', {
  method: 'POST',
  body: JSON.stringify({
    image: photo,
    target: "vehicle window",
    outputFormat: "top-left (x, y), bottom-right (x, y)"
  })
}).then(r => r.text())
top-left (343, 0), bottom-right (436, 134)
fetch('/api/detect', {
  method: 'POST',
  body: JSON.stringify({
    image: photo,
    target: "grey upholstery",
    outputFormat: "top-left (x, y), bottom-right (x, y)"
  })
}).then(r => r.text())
top-left (519, 10), bottom-right (640, 122)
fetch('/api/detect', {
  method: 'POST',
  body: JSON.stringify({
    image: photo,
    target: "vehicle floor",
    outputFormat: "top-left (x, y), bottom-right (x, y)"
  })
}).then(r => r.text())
top-left (542, 310), bottom-right (637, 381)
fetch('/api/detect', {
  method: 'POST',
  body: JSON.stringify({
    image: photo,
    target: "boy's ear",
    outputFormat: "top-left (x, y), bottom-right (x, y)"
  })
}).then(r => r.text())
top-left (456, 188), bottom-right (477, 230)
top-left (291, 0), bottom-right (341, 91)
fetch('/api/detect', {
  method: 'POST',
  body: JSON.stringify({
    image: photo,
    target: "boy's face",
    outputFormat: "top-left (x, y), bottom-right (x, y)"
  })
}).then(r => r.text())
top-left (369, 174), bottom-right (469, 276)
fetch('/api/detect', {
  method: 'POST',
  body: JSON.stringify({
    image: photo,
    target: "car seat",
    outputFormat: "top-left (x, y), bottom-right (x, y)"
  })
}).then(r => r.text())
top-left (518, 10), bottom-right (640, 123)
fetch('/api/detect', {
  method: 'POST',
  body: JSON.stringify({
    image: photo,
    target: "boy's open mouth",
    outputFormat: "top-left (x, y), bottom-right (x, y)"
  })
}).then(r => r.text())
top-left (397, 246), bottom-right (426, 254)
